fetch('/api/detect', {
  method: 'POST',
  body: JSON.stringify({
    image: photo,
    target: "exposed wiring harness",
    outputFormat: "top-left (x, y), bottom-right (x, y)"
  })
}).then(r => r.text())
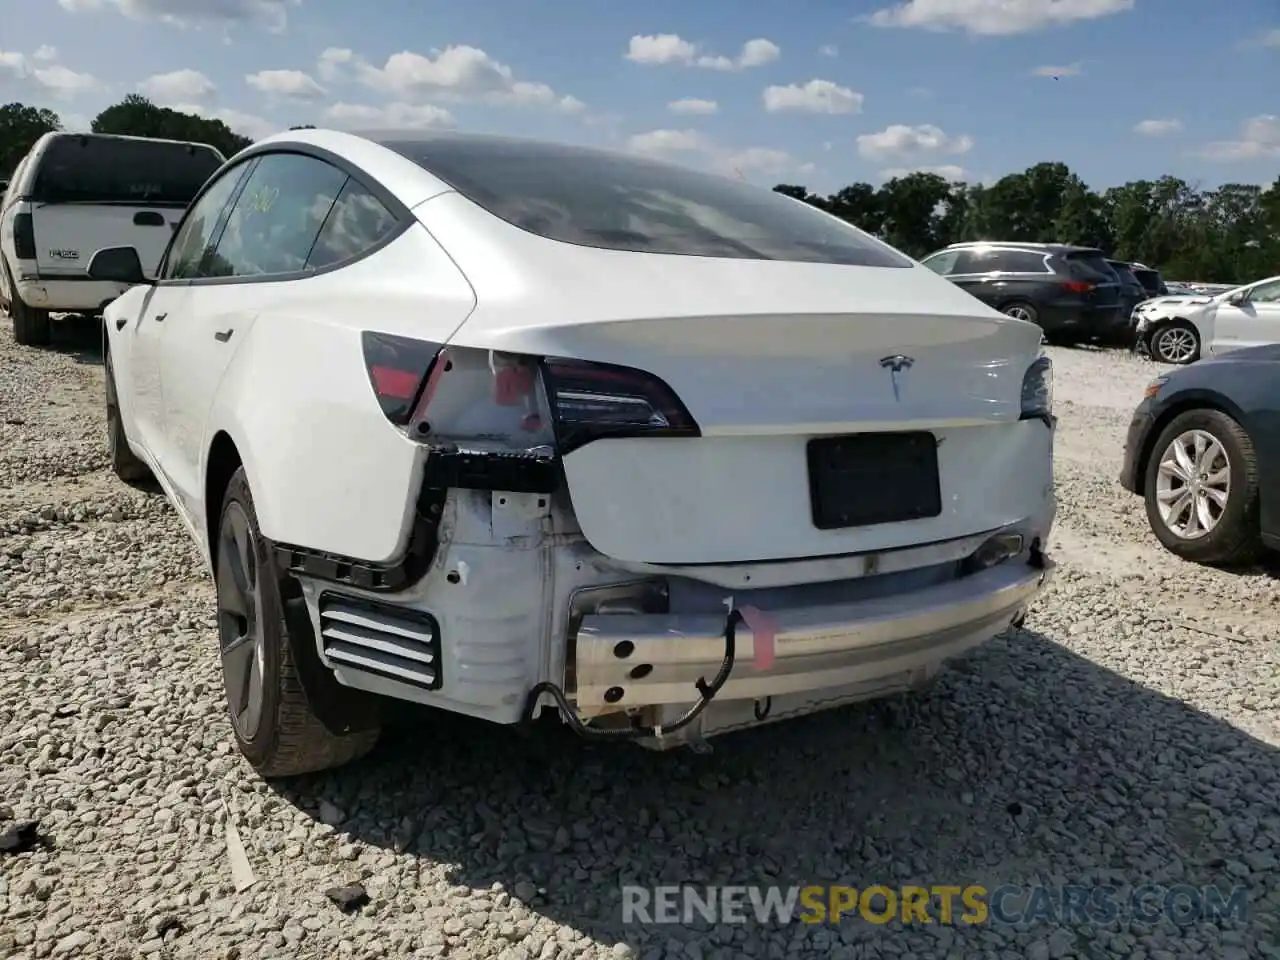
top-left (518, 609), bottom-right (741, 742)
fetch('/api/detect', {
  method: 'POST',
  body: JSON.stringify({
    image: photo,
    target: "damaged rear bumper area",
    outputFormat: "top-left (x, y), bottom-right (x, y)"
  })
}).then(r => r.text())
top-left (567, 545), bottom-right (1053, 748)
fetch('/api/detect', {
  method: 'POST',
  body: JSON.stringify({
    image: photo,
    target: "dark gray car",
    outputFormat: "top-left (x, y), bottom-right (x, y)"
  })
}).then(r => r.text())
top-left (920, 242), bottom-right (1124, 346)
top-left (1120, 343), bottom-right (1280, 564)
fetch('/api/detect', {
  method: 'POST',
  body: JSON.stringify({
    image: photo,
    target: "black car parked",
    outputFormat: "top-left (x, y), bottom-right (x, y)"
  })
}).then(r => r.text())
top-left (1120, 343), bottom-right (1280, 564)
top-left (1129, 262), bottom-right (1168, 298)
top-left (1107, 259), bottom-right (1149, 330)
top-left (919, 241), bottom-right (1124, 345)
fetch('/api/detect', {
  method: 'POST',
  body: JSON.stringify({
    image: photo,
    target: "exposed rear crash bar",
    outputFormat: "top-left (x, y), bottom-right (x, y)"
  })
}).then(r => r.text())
top-left (573, 552), bottom-right (1053, 709)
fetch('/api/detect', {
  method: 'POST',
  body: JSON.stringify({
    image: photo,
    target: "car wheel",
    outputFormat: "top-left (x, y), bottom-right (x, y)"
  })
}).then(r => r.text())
top-left (999, 301), bottom-right (1039, 325)
top-left (215, 466), bottom-right (380, 777)
top-left (104, 347), bottom-right (154, 485)
top-left (1150, 321), bottom-right (1199, 365)
top-left (1142, 409), bottom-right (1263, 565)
top-left (5, 264), bottom-right (50, 346)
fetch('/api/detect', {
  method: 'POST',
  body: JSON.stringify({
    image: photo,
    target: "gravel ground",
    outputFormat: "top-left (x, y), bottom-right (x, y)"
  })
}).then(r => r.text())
top-left (1, 318), bottom-right (1278, 960)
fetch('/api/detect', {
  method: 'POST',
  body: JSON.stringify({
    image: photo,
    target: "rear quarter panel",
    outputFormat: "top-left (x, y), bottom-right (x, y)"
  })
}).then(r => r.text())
top-left (204, 223), bottom-right (477, 563)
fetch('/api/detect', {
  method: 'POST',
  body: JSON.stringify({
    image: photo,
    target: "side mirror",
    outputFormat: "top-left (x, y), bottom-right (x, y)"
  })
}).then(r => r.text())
top-left (87, 246), bottom-right (150, 286)
top-left (1226, 291), bottom-right (1248, 306)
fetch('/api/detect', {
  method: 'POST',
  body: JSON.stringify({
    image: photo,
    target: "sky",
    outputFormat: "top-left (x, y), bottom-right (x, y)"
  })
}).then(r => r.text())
top-left (2, 0), bottom-right (1279, 195)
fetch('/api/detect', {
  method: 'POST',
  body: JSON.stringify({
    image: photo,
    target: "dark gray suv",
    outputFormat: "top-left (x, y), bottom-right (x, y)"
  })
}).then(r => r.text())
top-left (920, 242), bottom-right (1125, 346)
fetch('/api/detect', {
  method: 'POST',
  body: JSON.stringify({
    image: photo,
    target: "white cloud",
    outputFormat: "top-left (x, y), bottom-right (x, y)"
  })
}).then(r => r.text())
top-left (626, 128), bottom-right (800, 180)
top-left (33, 45), bottom-right (57, 61)
top-left (857, 123), bottom-right (974, 161)
top-left (1200, 115), bottom-right (1280, 162)
top-left (317, 47), bottom-right (354, 82)
top-left (60, 0), bottom-right (298, 32)
top-left (246, 69), bottom-right (325, 101)
top-left (668, 97), bottom-right (718, 115)
top-left (139, 68), bottom-right (216, 103)
top-left (1134, 118), bottom-right (1182, 137)
top-left (762, 79), bottom-right (863, 114)
top-left (32, 65), bottom-right (99, 99)
top-left (819, 44), bottom-right (838, 56)
top-left (627, 129), bottom-right (710, 154)
top-left (1032, 62), bottom-right (1082, 77)
top-left (340, 46), bottom-right (583, 112)
top-left (880, 164), bottom-right (969, 181)
top-left (1247, 27), bottom-right (1280, 47)
top-left (865, 0), bottom-right (1134, 36)
top-left (625, 34), bottom-right (780, 70)
top-left (323, 101), bottom-right (455, 130)
top-left (169, 101), bottom-right (275, 140)
top-left (0, 51), bottom-right (100, 99)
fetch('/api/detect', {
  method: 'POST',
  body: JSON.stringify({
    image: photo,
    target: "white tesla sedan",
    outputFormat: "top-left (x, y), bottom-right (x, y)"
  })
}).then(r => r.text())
top-left (88, 128), bottom-right (1056, 777)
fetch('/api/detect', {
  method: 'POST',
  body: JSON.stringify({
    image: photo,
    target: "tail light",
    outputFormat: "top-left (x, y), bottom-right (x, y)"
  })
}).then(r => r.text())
top-left (360, 331), bottom-right (443, 425)
top-left (13, 213), bottom-right (36, 261)
top-left (1062, 281), bottom-right (1094, 294)
top-left (540, 357), bottom-right (699, 454)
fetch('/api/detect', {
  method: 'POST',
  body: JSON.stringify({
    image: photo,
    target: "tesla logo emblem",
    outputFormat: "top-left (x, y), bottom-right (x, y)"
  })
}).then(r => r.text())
top-left (879, 354), bottom-right (914, 401)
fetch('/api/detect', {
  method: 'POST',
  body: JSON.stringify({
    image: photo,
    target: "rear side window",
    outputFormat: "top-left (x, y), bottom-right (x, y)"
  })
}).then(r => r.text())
top-left (306, 179), bottom-right (399, 270)
top-left (29, 135), bottom-right (225, 206)
top-left (1131, 268), bottom-right (1162, 293)
top-left (379, 135), bottom-right (913, 267)
top-left (1064, 251), bottom-right (1117, 282)
top-left (920, 250), bottom-right (960, 275)
top-left (206, 153), bottom-right (347, 278)
top-left (953, 248), bottom-right (1046, 273)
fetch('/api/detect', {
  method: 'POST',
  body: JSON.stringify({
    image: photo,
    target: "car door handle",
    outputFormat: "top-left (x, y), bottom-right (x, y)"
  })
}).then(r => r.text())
top-left (154, 313), bottom-right (166, 322)
top-left (214, 329), bottom-right (233, 342)
top-left (114, 316), bottom-right (127, 330)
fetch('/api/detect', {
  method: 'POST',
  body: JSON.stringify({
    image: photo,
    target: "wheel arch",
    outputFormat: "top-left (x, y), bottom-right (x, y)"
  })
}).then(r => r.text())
top-left (1135, 391), bottom-right (1250, 491)
top-left (204, 430), bottom-right (243, 569)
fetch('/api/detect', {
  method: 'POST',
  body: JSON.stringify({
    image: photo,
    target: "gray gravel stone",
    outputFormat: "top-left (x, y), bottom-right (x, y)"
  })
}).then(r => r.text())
top-left (2, 324), bottom-right (1279, 960)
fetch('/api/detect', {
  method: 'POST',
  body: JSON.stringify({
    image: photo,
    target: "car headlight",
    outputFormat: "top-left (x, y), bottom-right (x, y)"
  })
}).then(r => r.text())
top-left (1020, 356), bottom-right (1053, 420)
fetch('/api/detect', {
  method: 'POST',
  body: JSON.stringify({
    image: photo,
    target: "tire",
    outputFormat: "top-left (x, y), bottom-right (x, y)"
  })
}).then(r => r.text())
top-left (998, 300), bottom-right (1039, 325)
top-left (5, 263), bottom-right (50, 346)
top-left (1142, 409), bottom-right (1263, 565)
top-left (104, 347), bottom-right (153, 484)
top-left (1150, 321), bottom-right (1199, 365)
top-left (215, 467), bottom-right (380, 777)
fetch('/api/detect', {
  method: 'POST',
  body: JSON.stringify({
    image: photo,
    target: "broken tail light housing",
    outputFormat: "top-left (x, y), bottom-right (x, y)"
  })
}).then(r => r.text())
top-left (539, 357), bottom-right (700, 454)
top-left (360, 331), bottom-right (444, 425)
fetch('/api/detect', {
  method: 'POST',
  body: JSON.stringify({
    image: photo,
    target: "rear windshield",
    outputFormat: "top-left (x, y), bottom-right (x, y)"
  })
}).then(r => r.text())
top-left (1131, 268), bottom-right (1161, 292)
top-left (30, 135), bottom-right (225, 206)
top-left (1065, 250), bottom-right (1118, 282)
top-left (379, 135), bottom-right (914, 267)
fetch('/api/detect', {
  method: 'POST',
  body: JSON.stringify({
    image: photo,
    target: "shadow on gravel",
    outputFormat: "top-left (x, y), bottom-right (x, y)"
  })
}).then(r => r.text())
top-left (25, 315), bottom-right (104, 365)
top-left (265, 626), bottom-right (1278, 954)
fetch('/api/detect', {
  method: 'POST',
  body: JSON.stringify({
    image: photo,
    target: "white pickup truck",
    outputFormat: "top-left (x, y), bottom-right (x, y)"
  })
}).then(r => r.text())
top-left (1, 132), bottom-right (225, 345)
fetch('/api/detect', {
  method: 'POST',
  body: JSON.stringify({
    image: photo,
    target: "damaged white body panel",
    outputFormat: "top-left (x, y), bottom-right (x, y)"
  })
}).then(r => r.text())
top-left (99, 128), bottom-right (1056, 771)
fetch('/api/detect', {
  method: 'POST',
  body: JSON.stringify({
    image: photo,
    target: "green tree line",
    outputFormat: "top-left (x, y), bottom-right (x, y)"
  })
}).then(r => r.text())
top-left (775, 165), bottom-right (1280, 284)
top-left (3, 97), bottom-right (1276, 284)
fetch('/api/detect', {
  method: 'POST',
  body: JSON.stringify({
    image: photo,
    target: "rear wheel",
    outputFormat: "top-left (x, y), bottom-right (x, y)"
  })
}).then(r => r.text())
top-left (215, 467), bottom-right (380, 777)
top-left (5, 264), bottom-right (50, 346)
top-left (1142, 409), bottom-right (1263, 565)
top-left (999, 300), bottom-right (1038, 325)
top-left (104, 348), bottom-right (153, 484)
top-left (1150, 321), bottom-right (1199, 365)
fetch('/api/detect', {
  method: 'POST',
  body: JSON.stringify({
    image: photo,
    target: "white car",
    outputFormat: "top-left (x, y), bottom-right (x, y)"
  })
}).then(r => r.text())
top-left (0, 132), bottom-right (225, 345)
top-left (89, 128), bottom-right (1056, 777)
top-left (1134, 275), bottom-right (1280, 364)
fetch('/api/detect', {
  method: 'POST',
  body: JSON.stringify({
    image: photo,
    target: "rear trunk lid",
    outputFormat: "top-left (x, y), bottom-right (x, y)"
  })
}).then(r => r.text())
top-left (422, 192), bottom-right (1052, 565)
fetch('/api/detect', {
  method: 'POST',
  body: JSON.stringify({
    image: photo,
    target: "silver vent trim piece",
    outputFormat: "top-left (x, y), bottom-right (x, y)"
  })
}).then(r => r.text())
top-left (318, 594), bottom-right (442, 691)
